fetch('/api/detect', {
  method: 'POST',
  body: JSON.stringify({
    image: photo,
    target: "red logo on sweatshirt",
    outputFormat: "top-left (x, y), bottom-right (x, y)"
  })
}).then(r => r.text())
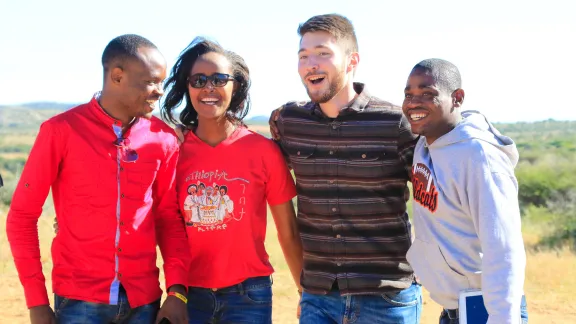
top-left (412, 163), bottom-right (438, 213)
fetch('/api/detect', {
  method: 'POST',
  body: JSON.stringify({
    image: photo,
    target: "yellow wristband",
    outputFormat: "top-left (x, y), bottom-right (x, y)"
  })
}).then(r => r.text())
top-left (168, 291), bottom-right (188, 304)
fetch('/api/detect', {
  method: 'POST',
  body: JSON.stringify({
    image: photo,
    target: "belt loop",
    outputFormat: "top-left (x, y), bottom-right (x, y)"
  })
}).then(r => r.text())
top-left (238, 280), bottom-right (245, 295)
top-left (447, 309), bottom-right (459, 320)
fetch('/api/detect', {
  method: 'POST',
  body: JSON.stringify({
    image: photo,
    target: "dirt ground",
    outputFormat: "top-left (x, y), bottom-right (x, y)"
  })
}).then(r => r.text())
top-left (1, 211), bottom-right (574, 323)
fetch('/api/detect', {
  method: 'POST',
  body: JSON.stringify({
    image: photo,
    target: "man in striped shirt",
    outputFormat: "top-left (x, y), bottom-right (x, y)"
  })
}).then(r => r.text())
top-left (269, 14), bottom-right (422, 323)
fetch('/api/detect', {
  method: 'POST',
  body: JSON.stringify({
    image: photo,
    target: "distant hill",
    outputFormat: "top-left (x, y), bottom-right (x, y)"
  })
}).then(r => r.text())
top-left (0, 102), bottom-right (77, 111)
top-left (245, 115), bottom-right (269, 124)
top-left (0, 102), bottom-right (75, 133)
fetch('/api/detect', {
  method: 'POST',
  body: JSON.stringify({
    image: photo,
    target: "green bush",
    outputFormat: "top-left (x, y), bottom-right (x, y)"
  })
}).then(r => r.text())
top-left (0, 176), bottom-right (16, 206)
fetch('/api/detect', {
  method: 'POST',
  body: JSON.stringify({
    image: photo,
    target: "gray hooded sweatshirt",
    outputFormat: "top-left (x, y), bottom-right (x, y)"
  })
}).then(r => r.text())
top-left (406, 110), bottom-right (526, 324)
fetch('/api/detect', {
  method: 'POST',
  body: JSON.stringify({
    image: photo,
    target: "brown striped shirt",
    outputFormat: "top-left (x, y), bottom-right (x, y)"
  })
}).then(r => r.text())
top-left (276, 83), bottom-right (418, 295)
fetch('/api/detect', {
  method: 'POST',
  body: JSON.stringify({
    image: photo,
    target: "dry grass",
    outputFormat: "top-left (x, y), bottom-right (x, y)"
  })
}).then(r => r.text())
top-left (0, 134), bottom-right (38, 146)
top-left (1, 207), bottom-right (574, 323)
top-left (0, 152), bottom-right (29, 160)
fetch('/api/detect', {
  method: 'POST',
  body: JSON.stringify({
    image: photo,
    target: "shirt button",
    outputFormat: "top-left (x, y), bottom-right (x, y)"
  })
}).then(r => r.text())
top-left (336, 234), bottom-right (341, 238)
top-left (120, 167), bottom-right (124, 171)
top-left (329, 180), bottom-right (334, 184)
top-left (336, 262), bottom-right (342, 266)
top-left (329, 151), bottom-right (334, 155)
top-left (297, 151), bottom-right (301, 156)
top-left (120, 221), bottom-right (125, 226)
top-left (362, 154), bottom-right (367, 159)
top-left (118, 273), bottom-right (122, 278)
top-left (25, 183), bottom-right (29, 187)
top-left (117, 248), bottom-right (122, 252)
top-left (332, 125), bottom-right (337, 130)
top-left (332, 208), bottom-right (337, 212)
top-left (121, 194), bottom-right (125, 198)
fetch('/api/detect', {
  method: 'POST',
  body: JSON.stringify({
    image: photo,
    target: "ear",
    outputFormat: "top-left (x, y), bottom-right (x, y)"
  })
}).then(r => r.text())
top-left (110, 67), bottom-right (124, 86)
top-left (347, 52), bottom-right (360, 74)
top-left (452, 89), bottom-right (465, 108)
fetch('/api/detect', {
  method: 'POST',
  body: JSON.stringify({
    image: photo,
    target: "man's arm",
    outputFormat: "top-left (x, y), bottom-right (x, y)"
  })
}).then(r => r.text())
top-left (397, 114), bottom-right (419, 182)
top-left (467, 151), bottom-right (526, 324)
top-left (268, 105), bottom-right (284, 140)
top-left (153, 140), bottom-right (191, 290)
top-left (7, 120), bottom-right (65, 312)
top-left (153, 139), bottom-right (190, 323)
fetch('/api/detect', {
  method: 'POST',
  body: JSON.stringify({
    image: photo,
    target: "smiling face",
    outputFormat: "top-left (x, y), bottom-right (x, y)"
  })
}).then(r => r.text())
top-left (115, 46), bottom-right (166, 119)
top-left (298, 31), bottom-right (351, 103)
top-left (188, 52), bottom-right (235, 122)
top-left (402, 67), bottom-right (464, 144)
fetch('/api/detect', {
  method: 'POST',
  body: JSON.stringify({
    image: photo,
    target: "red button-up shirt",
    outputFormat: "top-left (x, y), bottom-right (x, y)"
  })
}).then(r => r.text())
top-left (6, 97), bottom-right (191, 308)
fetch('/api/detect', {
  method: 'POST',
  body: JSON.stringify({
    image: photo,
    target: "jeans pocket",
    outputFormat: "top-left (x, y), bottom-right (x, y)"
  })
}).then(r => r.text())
top-left (242, 286), bottom-right (273, 305)
top-left (54, 294), bottom-right (71, 316)
top-left (381, 284), bottom-right (421, 307)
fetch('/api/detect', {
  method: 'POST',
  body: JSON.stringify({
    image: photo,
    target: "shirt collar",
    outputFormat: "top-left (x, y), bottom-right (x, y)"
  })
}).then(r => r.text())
top-left (312, 82), bottom-right (371, 117)
top-left (89, 92), bottom-right (138, 128)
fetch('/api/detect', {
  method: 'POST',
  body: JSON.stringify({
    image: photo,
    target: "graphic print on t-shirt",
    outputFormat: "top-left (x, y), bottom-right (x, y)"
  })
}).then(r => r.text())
top-left (412, 163), bottom-right (438, 213)
top-left (182, 169), bottom-right (249, 232)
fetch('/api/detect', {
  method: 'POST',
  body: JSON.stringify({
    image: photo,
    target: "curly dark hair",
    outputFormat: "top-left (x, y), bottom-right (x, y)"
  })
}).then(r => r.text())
top-left (161, 37), bottom-right (251, 126)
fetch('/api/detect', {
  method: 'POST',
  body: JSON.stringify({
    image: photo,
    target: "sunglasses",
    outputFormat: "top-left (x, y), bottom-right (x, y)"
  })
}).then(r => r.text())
top-left (188, 73), bottom-right (236, 88)
top-left (112, 124), bottom-right (139, 163)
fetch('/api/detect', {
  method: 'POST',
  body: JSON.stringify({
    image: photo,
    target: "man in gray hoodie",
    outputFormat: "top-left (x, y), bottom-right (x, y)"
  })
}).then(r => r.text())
top-left (401, 58), bottom-right (528, 324)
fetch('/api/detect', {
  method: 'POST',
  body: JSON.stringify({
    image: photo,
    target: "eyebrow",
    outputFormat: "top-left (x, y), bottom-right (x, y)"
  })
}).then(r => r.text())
top-left (298, 45), bottom-right (331, 54)
top-left (404, 85), bottom-right (437, 91)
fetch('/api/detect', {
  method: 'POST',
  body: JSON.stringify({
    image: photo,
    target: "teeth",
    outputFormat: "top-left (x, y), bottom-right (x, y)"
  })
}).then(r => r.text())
top-left (146, 100), bottom-right (157, 108)
top-left (308, 76), bottom-right (324, 81)
top-left (201, 98), bottom-right (218, 102)
top-left (410, 113), bottom-right (428, 121)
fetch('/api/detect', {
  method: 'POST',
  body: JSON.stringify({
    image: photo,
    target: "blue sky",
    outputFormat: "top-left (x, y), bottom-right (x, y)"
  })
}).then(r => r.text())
top-left (1, 0), bottom-right (574, 122)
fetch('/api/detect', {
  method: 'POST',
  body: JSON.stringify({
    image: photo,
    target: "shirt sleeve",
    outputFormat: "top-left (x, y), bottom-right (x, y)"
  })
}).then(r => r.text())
top-left (153, 138), bottom-right (191, 290)
top-left (263, 139), bottom-right (297, 206)
top-left (6, 120), bottom-right (66, 308)
top-left (274, 104), bottom-right (292, 169)
top-left (467, 149), bottom-right (526, 324)
top-left (397, 114), bottom-right (419, 181)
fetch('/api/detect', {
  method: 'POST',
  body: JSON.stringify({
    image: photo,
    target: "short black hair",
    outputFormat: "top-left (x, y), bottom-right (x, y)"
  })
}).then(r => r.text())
top-left (413, 58), bottom-right (462, 92)
top-left (101, 34), bottom-right (157, 72)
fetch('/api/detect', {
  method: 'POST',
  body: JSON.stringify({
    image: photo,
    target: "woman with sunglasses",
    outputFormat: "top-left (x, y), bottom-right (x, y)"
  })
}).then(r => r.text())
top-left (161, 37), bottom-right (303, 324)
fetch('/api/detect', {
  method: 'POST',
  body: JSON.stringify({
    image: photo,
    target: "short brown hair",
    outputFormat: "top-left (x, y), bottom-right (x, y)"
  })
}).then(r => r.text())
top-left (297, 14), bottom-right (358, 54)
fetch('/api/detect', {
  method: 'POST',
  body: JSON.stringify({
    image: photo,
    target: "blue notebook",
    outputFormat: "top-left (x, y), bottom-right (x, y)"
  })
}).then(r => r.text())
top-left (458, 289), bottom-right (522, 324)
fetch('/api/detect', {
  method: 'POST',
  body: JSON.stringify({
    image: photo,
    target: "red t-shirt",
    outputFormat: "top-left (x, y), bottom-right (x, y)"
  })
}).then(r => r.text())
top-left (176, 127), bottom-right (296, 288)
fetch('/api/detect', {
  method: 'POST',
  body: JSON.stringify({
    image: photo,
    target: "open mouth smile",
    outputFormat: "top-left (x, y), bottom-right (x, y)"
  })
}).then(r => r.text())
top-left (199, 97), bottom-right (219, 105)
top-left (306, 75), bottom-right (326, 85)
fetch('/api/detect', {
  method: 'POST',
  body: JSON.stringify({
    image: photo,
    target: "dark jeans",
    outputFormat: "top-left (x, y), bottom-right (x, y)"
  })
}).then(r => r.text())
top-left (439, 295), bottom-right (529, 324)
top-left (54, 286), bottom-right (160, 324)
top-left (187, 276), bottom-right (273, 324)
top-left (299, 283), bottom-right (422, 324)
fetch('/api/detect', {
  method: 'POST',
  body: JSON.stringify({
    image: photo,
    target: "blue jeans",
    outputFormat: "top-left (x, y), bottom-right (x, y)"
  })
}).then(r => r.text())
top-left (187, 276), bottom-right (273, 324)
top-left (299, 283), bottom-right (422, 324)
top-left (439, 295), bottom-right (529, 324)
top-left (54, 286), bottom-right (160, 323)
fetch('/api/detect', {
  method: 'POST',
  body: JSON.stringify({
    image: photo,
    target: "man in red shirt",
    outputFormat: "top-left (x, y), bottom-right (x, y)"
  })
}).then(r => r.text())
top-left (6, 34), bottom-right (191, 324)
